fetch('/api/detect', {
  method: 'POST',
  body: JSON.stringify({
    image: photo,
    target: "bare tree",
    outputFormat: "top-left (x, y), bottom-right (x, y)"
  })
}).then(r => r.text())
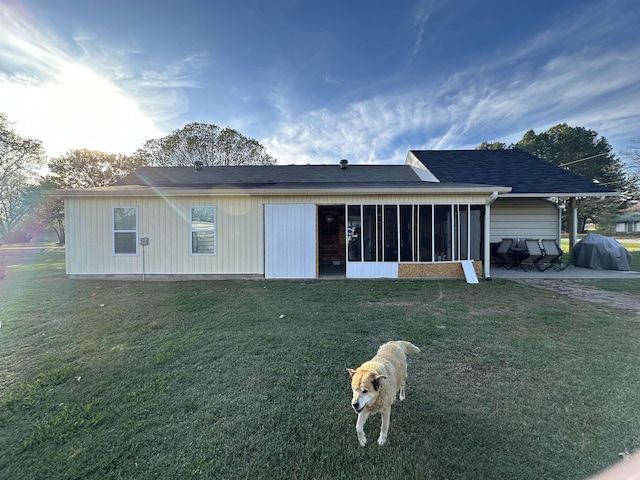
top-left (0, 113), bottom-right (45, 183)
top-left (133, 123), bottom-right (276, 166)
top-left (0, 113), bottom-right (46, 239)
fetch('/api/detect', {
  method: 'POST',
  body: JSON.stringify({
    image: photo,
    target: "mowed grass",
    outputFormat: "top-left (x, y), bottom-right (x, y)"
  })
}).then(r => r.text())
top-left (2, 253), bottom-right (640, 479)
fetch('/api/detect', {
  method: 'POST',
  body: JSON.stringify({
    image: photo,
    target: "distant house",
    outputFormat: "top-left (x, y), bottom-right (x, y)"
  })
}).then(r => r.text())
top-left (614, 212), bottom-right (640, 233)
top-left (53, 149), bottom-right (615, 280)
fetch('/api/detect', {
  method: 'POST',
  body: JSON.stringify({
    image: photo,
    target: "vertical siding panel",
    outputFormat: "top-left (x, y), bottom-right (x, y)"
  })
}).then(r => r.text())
top-left (491, 198), bottom-right (559, 242)
top-left (95, 198), bottom-right (108, 273)
top-left (140, 197), bottom-right (153, 273)
top-left (66, 199), bottom-right (77, 274)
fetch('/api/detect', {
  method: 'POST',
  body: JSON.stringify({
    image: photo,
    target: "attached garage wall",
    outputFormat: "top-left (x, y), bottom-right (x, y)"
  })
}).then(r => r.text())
top-left (490, 198), bottom-right (560, 242)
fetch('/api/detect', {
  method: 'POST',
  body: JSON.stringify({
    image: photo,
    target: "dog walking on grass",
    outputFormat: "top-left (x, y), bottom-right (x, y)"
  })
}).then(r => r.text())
top-left (347, 340), bottom-right (420, 446)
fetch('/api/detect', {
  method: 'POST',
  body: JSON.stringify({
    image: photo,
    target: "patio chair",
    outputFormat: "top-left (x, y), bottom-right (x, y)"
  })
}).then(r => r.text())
top-left (494, 238), bottom-right (517, 269)
top-left (540, 239), bottom-right (568, 271)
top-left (519, 239), bottom-right (544, 271)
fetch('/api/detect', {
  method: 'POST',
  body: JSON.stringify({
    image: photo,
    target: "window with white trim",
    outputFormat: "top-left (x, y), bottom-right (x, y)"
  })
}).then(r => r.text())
top-left (191, 206), bottom-right (216, 255)
top-left (113, 207), bottom-right (138, 255)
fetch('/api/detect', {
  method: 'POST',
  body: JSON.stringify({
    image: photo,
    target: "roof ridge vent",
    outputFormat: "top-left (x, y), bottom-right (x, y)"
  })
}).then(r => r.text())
top-left (339, 159), bottom-right (348, 169)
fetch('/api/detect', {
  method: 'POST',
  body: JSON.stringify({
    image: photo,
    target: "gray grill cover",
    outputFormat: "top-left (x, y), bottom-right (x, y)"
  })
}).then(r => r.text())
top-left (572, 233), bottom-right (631, 270)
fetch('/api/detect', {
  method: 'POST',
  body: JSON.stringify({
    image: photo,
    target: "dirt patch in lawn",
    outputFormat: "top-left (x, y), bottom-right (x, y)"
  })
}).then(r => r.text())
top-left (515, 279), bottom-right (640, 315)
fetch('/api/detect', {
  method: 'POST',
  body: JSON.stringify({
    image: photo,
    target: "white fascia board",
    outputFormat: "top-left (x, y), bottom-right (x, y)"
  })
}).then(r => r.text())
top-left (49, 185), bottom-right (512, 197)
top-left (503, 192), bottom-right (620, 198)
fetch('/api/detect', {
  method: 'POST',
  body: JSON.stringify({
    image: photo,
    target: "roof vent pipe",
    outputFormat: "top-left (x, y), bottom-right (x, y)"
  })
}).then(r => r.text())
top-left (194, 161), bottom-right (204, 171)
top-left (339, 159), bottom-right (348, 169)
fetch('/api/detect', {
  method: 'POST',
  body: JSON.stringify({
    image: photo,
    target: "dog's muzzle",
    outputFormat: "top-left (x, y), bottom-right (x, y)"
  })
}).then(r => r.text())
top-left (352, 403), bottom-right (364, 413)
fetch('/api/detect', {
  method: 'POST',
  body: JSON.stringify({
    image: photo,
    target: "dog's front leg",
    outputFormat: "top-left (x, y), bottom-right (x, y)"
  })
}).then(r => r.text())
top-left (377, 408), bottom-right (390, 446)
top-left (355, 411), bottom-right (370, 447)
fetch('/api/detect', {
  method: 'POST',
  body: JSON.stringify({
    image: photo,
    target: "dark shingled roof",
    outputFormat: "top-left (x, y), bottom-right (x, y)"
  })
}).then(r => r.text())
top-left (115, 165), bottom-right (419, 187)
top-left (409, 149), bottom-right (615, 195)
top-left (112, 164), bottom-right (498, 191)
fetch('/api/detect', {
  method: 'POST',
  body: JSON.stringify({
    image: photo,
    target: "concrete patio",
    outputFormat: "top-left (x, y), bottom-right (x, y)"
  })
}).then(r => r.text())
top-left (489, 263), bottom-right (640, 280)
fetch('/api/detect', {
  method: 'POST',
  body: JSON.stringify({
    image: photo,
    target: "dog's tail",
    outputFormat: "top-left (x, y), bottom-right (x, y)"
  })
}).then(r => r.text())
top-left (395, 340), bottom-right (420, 355)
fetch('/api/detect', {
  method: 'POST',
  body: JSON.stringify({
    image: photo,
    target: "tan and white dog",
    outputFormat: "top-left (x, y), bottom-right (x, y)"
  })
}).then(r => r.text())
top-left (347, 340), bottom-right (420, 446)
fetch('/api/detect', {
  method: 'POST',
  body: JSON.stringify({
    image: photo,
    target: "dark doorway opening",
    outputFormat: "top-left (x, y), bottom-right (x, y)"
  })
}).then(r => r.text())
top-left (318, 205), bottom-right (346, 278)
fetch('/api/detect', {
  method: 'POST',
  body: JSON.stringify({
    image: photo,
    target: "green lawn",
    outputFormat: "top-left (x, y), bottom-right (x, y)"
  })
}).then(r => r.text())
top-left (2, 252), bottom-right (640, 479)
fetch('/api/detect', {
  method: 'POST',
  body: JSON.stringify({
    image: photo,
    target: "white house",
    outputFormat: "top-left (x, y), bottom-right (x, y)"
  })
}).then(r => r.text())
top-left (614, 213), bottom-right (640, 233)
top-left (53, 150), bottom-right (616, 280)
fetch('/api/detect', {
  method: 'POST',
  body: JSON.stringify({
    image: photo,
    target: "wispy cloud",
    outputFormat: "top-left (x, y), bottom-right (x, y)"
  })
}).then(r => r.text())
top-left (0, 6), bottom-right (67, 83)
top-left (264, 3), bottom-right (640, 164)
top-left (0, 3), bottom-right (208, 155)
top-left (409, 0), bottom-right (433, 64)
top-left (324, 72), bottom-right (339, 85)
top-left (138, 52), bottom-right (209, 89)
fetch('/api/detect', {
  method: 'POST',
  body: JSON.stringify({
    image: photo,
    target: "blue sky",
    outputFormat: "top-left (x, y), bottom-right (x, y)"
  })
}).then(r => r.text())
top-left (1, 0), bottom-right (639, 165)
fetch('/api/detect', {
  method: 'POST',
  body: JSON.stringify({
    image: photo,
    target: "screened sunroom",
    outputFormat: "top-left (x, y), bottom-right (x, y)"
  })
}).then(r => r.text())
top-left (345, 204), bottom-right (484, 263)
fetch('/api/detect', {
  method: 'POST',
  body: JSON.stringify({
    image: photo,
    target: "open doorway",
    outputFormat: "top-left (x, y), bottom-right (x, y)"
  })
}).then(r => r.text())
top-left (318, 205), bottom-right (346, 277)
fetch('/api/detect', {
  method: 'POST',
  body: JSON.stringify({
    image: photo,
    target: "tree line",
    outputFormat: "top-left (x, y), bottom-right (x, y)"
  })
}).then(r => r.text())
top-left (0, 116), bottom-right (276, 244)
top-left (1, 111), bottom-right (638, 245)
top-left (477, 124), bottom-right (638, 233)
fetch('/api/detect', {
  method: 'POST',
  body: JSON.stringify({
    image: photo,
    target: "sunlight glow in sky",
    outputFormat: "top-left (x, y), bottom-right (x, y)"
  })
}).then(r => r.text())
top-left (38, 65), bottom-right (160, 155)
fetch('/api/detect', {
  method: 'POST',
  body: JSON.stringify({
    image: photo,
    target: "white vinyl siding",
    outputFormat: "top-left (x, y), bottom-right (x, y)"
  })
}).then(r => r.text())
top-left (490, 198), bottom-right (560, 242)
top-left (66, 197), bottom-right (263, 277)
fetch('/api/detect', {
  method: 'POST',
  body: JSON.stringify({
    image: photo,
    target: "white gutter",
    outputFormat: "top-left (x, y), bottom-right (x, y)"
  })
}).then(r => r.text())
top-left (48, 185), bottom-right (513, 198)
top-left (502, 192), bottom-right (620, 198)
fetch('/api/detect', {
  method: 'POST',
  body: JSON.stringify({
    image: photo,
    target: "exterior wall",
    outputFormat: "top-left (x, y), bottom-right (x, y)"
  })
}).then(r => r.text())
top-left (66, 196), bottom-right (263, 277)
top-left (615, 221), bottom-right (640, 233)
top-left (65, 192), bottom-right (494, 278)
top-left (490, 198), bottom-right (560, 242)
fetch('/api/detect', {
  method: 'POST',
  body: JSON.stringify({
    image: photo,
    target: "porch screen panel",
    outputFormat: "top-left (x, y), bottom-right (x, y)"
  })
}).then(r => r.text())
top-left (458, 205), bottom-right (468, 260)
top-left (434, 205), bottom-right (451, 261)
top-left (347, 205), bottom-right (362, 261)
top-left (383, 205), bottom-right (398, 262)
top-left (362, 205), bottom-right (377, 261)
top-left (377, 206), bottom-right (383, 261)
top-left (399, 205), bottom-right (413, 261)
top-left (418, 205), bottom-right (432, 262)
top-left (469, 206), bottom-right (483, 260)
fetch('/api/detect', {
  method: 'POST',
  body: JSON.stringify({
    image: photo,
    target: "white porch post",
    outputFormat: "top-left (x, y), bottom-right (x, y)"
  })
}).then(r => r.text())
top-left (569, 197), bottom-right (578, 257)
top-left (483, 192), bottom-right (498, 279)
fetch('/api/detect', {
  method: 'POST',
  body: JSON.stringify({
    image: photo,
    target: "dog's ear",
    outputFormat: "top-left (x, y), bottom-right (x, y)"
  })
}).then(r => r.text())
top-left (347, 368), bottom-right (356, 377)
top-left (372, 375), bottom-right (387, 391)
